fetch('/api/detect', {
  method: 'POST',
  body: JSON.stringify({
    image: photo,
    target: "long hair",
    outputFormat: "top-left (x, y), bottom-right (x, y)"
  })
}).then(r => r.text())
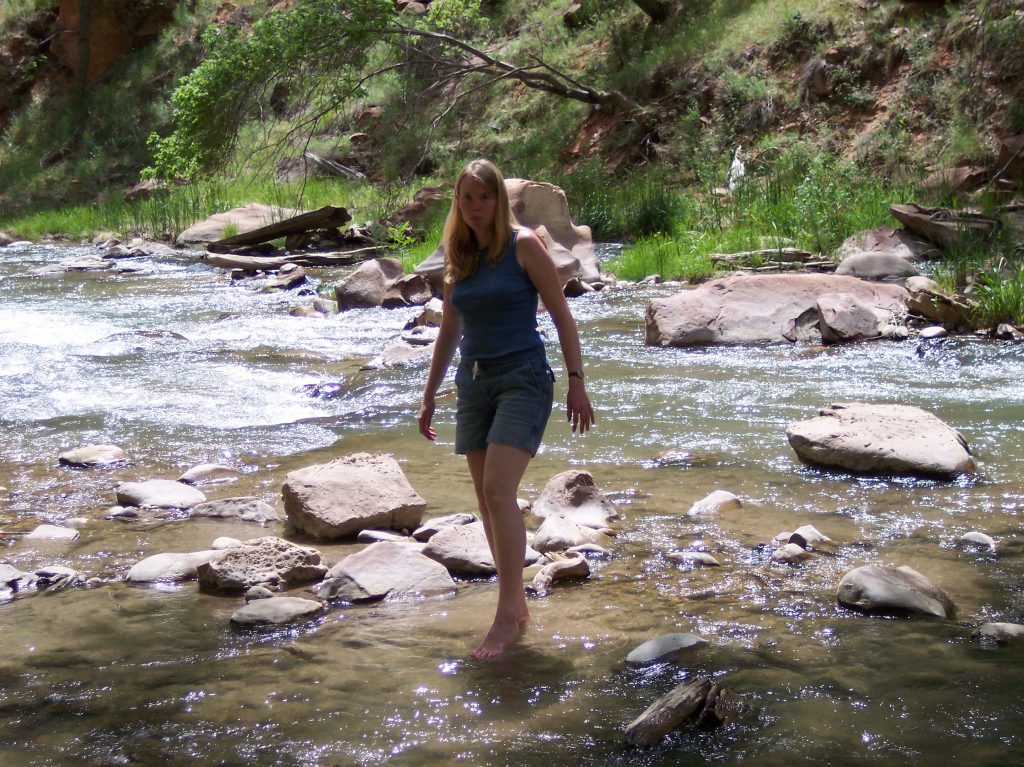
top-left (443, 158), bottom-right (516, 285)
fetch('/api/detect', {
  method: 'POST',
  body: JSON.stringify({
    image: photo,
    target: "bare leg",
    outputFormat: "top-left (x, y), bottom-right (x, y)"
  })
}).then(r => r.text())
top-left (465, 444), bottom-right (532, 659)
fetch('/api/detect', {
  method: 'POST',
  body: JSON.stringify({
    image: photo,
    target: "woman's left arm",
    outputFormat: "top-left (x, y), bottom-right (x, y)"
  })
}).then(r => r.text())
top-left (518, 229), bottom-right (596, 434)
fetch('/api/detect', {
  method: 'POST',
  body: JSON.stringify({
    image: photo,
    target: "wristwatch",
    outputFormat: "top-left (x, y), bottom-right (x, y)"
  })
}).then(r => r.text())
top-left (568, 370), bottom-right (585, 381)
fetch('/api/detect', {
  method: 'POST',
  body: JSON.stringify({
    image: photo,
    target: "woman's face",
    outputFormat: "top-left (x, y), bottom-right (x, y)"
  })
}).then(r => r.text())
top-left (457, 177), bottom-right (498, 236)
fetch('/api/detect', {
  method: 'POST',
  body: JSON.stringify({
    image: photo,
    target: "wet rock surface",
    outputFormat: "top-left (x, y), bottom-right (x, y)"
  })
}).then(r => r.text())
top-left (837, 565), bottom-right (955, 618)
top-left (787, 402), bottom-right (974, 479)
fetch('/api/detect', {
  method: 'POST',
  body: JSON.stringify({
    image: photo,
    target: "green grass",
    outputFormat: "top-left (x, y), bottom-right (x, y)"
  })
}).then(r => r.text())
top-left (972, 267), bottom-right (1024, 328)
top-left (0, 175), bottom-right (432, 242)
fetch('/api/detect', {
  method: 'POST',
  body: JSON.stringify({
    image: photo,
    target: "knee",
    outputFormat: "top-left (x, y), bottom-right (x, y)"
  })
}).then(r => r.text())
top-left (481, 478), bottom-right (514, 512)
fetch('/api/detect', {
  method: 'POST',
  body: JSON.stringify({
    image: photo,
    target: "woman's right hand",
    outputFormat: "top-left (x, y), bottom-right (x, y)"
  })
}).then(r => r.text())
top-left (418, 396), bottom-right (436, 441)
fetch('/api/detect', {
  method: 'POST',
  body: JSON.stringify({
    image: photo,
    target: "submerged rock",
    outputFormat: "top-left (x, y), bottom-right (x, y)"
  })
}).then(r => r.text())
top-left (626, 633), bottom-right (709, 667)
top-left (837, 565), bottom-right (954, 618)
top-left (667, 551), bottom-right (721, 567)
top-left (59, 444), bottom-right (128, 468)
top-left (313, 541), bottom-right (456, 602)
top-left (687, 490), bottom-right (741, 515)
top-left (178, 464), bottom-right (241, 485)
top-left (786, 403), bottom-right (974, 479)
top-left (974, 622), bottom-right (1024, 644)
top-left (771, 543), bottom-right (812, 564)
top-left (282, 453), bottom-right (426, 540)
top-left (116, 479), bottom-right (207, 509)
top-left (25, 524), bottom-right (79, 540)
top-left (958, 531), bottom-right (998, 554)
top-left (127, 550), bottom-right (227, 583)
top-left (230, 596), bottom-right (324, 626)
top-left (190, 497), bottom-right (279, 524)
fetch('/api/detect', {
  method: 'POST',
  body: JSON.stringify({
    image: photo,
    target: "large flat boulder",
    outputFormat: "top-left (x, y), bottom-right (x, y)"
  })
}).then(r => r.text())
top-left (313, 541), bottom-right (456, 602)
top-left (282, 453), bottom-right (426, 540)
top-left (176, 203), bottom-right (303, 246)
top-left (786, 403), bottom-right (974, 479)
top-left (837, 565), bottom-right (954, 618)
top-left (645, 273), bottom-right (909, 346)
top-left (414, 178), bottom-right (598, 293)
top-left (229, 596), bottom-right (324, 626)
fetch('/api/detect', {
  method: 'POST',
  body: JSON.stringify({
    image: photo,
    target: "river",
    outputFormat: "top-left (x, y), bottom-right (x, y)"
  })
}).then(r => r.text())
top-left (1, 241), bottom-right (1023, 766)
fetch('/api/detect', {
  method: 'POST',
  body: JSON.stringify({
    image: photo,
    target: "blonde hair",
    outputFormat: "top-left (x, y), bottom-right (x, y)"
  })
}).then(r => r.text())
top-left (443, 158), bottom-right (517, 285)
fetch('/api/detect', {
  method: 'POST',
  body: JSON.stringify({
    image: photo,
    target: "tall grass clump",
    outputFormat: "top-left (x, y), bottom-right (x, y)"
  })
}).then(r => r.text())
top-left (607, 232), bottom-right (715, 282)
top-left (972, 266), bottom-right (1024, 327)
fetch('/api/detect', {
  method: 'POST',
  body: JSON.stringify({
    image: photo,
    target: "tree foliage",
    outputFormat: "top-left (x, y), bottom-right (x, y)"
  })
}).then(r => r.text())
top-left (146, 0), bottom-right (642, 180)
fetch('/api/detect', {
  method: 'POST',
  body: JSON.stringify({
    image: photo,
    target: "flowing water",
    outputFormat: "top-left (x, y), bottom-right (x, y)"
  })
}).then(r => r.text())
top-left (1, 242), bottom-right (1023, 766)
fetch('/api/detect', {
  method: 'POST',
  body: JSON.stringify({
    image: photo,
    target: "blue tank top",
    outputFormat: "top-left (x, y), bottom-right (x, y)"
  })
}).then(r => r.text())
top-left (450, 229), bottom-right (545, 361)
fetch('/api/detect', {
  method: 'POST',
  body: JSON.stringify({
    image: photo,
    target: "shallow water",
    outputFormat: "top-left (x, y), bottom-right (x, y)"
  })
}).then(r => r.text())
top-left (1, 242), bottom-right (1023, 766)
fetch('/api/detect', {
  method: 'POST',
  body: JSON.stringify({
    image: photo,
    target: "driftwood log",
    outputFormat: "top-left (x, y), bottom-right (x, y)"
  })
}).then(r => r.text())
top-left (207, 205), bottom-right (352, 253)
top-left (890, 203), bottom-right (998, 250)
top-left (625, 677), bottom-right (712, 746)
top-left (526, 551), bottom-right (590, 597)
top-left (625, 678), bottom-right (750, 746)
top-left (202, 247), bottom-right (383, 273)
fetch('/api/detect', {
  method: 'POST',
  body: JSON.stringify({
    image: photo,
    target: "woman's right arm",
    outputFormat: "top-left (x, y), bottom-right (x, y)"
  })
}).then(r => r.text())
top-left (419, 281), bottom-right (462, 441)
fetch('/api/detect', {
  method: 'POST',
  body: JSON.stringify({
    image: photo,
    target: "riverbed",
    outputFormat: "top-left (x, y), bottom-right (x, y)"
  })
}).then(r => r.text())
top-left (1, 241), bottom-right (1023, 766)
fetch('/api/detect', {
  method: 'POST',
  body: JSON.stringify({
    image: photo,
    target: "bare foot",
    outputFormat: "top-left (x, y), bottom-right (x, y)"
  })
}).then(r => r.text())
top-left (470, 615), bottom-right (523, 660)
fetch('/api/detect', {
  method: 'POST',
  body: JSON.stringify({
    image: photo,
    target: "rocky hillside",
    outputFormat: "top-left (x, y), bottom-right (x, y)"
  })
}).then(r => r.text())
top-left (1, 0), bottom-right (1022, 214)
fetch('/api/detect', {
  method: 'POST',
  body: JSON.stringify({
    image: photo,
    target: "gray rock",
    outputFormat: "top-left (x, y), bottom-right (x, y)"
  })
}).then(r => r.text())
top-left (817, 292), bottom-right (899, 343)
top-left (282, 453), bottom-right (426, 540)
top-left (177, 463), bottom-right (241, 484)
top-left (974, 622), bottom-right (1024, 643)
top-left (126, 550), bottom-right (227, 583)
top-left (176, 203), bottom-right (303, 245)
top-left (667, 551), bottom-right (721, 567)
top-left (356, 529), bottom-right (411, 544)
top-left (532, 469), bottom-right (617, 528)
top-left (413, 512), bottom-right (478, 542)
top-left (25, 524), bottom-right (80, 540)
top-left (245, 585), bottom-right (276, 601)
top-left (262, 265), bottom-right (307, 292)
top-left (59, 444), bottom-right (128, 468)
top-left (791, 525), bottom-right (836, 550)
top-left (687, 490), bottom-right (741, 515)
top-left (958, 531), bottom-right (998, 553)
top-left (532, 515), bottom-right (613, 553)
top-left (837, 565), bottom-right (954, 618)
top-left (646, 273), bottom-right (909, 346)
top-left (196, 536), bottom-right (327, 592)
top-left (334, 258), bottom-right (405, 310)
top-left (833, 227), bottom-right (935, 263)
top-left (787, 402), bottom-right (975, 479)
top-left (35, 565), bottom-right (84, 590)
top-left (771, 543), bottom-right (812, 564)
top-left (0, 564), bottom-right (38, 599)
top-left (313, 541), bottom-right (456, 602)
top-left (626, 633), bottom-right (709, 667)
top-left (230, 596), bottom-right (324, 625)
top-left (422, 521), bottom-right (496, 575)
top-left (116, 479), bottom-right (207, 509)
top-left (212, 537), bottom-right (243, 550)
top-left (834, 251), bottom-right (919, 281)
top-left (905, 276), bottom-right (973, 328)
top-left (919, 326), bottom-right (948, 339)
top-left (191, 497), bottom-right (279, 524)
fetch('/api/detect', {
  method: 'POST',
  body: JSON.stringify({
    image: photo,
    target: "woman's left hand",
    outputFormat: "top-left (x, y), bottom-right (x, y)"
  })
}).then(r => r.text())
top-left (567, 379), bottom-right (595, 434)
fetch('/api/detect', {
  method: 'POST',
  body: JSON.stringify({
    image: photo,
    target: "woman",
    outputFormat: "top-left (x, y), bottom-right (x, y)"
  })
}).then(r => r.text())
top-left (418, 158), bottom-right (596, 660)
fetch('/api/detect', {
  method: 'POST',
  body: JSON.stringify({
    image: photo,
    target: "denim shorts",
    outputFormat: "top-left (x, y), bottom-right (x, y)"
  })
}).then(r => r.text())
top-left (454, 351), bottom-right (555, 457)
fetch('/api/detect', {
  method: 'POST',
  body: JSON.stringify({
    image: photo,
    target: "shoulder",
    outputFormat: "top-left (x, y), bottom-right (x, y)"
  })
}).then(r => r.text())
top-left (513, 226), bottom-right (549, 265)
